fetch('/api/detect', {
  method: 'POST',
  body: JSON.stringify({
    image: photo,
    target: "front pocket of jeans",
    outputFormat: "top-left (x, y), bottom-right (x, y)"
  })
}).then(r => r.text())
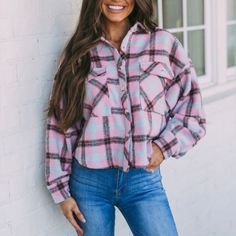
top-left (86, 66), bottom-right (112, 117)
top-left (140, 168), bottom-right (165, 191)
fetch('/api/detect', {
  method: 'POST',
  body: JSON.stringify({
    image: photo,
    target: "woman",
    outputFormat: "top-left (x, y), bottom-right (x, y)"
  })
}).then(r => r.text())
top-left (44, 0), bottom-right (206, 235)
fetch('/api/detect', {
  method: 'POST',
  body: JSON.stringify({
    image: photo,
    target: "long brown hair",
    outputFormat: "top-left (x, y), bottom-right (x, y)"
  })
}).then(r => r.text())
top-left (44, 0), bottom-right (158, 132)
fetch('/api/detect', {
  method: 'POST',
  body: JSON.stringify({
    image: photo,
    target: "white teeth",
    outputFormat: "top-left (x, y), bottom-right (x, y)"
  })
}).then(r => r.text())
top-left (108, 5), bottom-right (125, 10)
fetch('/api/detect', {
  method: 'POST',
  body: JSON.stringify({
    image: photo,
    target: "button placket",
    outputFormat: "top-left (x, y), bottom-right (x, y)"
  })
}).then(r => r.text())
top-left (122, 77), bottom-right (132, 171)
top-left (120, 56), bottom-right (128, 90)
top-left (121, 83), bottom-right (126, 91)
top-left (116, 36), bottom-right (133, 171)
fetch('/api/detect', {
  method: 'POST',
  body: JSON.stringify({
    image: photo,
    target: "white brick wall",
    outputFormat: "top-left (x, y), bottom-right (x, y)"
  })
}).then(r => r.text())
top-left (0, 1), bottom-right (82, 235)
top-left (1, 1), bottom-right (236, 235)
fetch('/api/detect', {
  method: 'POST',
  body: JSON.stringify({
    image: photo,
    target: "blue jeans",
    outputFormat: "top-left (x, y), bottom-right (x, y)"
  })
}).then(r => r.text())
top-left (69, 158), bottom-right (179, 236)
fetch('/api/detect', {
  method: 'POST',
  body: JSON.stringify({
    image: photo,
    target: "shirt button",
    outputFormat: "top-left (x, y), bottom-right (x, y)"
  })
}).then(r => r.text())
top-left (121, 84), bottom-right (126, 91)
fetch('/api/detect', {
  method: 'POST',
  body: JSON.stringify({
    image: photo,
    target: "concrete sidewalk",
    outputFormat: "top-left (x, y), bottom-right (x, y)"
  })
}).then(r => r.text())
top-left (115, 94), bottom-right (236, 236)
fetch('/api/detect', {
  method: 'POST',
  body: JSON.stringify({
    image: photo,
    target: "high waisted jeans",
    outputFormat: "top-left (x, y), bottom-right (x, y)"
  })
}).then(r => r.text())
top-left (68, 157), bottom-right (179, 236)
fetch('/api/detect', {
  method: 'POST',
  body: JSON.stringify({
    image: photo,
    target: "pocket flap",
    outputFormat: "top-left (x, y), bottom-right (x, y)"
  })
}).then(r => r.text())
top-left (139, 61), bottom-right (174, 80)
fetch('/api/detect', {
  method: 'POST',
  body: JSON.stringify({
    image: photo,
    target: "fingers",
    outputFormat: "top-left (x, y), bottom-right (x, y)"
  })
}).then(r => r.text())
top-left (60, 198), bottom-right (86, 235)
top-left (145, 157), bottom-right (160, 172)
top-left (73, 206), bottom-right (86, 224)
top-left (145, 165), bottom-right (157, 172)
top-left (145, 145), bottom-right (164, 172)
top-left (66, 210), bottom-right (84, 235)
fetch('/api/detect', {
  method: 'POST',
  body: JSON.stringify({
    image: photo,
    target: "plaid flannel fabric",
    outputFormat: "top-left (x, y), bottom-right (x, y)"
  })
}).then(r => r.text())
top-left (45, 21), bottom-right (206, 204)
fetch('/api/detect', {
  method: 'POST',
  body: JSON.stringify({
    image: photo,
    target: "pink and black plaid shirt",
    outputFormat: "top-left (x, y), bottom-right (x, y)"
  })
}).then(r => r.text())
top-left (45, 21), bottom-right (206, 204)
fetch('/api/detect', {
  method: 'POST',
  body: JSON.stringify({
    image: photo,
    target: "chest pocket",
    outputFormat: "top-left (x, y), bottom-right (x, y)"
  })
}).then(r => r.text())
top-left (139, 61), bottom-right (173, 115)
top-left (86, 66), bottom-right (111, 117)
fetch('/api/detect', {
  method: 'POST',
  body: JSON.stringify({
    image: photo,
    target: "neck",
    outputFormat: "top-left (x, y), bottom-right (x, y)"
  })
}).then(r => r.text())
top-left (104, 19), bottom-right (131, 44)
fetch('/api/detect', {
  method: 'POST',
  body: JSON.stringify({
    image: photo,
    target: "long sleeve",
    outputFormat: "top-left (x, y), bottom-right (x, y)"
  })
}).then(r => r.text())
top-left (44, 81), bottom-right (85, 204)
top-left (152, 36), bottom-right (207, 160)
top-left (45, 114), bottom-right (78, 204)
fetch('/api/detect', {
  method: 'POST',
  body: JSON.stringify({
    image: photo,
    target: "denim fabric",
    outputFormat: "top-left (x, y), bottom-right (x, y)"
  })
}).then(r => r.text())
top-left (68, 158), bottom-right (179, 236)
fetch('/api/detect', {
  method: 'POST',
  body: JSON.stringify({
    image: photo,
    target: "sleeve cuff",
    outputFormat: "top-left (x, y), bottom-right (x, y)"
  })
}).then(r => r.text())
top-left (152, 130), bottom-right (179, 160)
top-left (47, 182), bottom-right (72, 205)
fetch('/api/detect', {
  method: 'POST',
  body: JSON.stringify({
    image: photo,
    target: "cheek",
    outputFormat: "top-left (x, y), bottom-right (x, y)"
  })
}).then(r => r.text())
top-left (129, 0), bottom-right (135, 7)
top-left (127, 1), bottom-right (135, 13)
top-left (101, 3), bottom-right (106, 14)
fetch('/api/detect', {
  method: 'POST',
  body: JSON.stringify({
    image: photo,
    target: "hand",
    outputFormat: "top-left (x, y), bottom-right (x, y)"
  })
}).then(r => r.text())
top-left (59, 197), bottom-right (86, 235)
top-left (145, 142), bottom-right (165, 172)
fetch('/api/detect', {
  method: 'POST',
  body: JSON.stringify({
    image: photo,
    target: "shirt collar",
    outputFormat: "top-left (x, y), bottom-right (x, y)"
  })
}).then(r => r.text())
top-left (100, 21), bottom-right (149, 43)
top-left (130, 21), bottom-right (149, 33)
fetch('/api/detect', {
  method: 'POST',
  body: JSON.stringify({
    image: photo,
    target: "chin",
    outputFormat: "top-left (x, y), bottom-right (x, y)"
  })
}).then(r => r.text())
top-left (106, 16), bottom-right (127, 23)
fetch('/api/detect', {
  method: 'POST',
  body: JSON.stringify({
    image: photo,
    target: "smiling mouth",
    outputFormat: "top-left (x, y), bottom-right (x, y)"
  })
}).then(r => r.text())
top-left (107, 4), bottom-right (126, 11)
